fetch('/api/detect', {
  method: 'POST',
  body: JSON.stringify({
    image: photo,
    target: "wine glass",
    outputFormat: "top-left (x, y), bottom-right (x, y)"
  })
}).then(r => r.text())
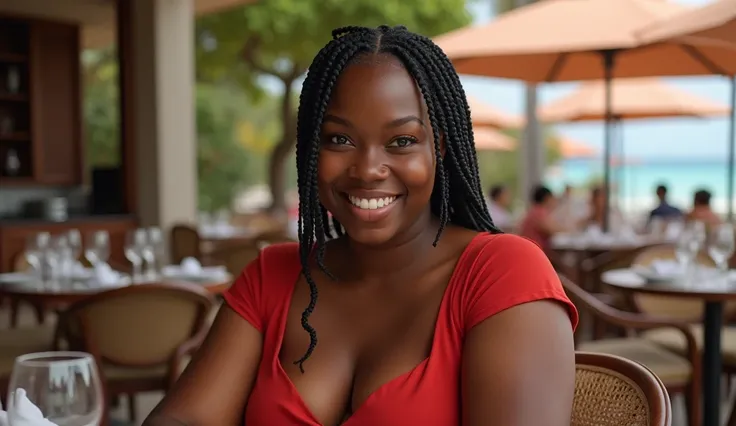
top-left (141, 227), bottom-right (165, 278)
top-left (24, 232), bottom-right (50, 274)
top-left (66, 229), bottom-right (82, 263)
top-left (675, 229), bottom-right (698, 277)
top-left (7, 352), bottom-right (103, 426)
top-left (709, 223), bottom-right (735, 274)
top-left (84, 231), bottom-right (110, 266)
top-left (125, 229), bottom-right (147, 282)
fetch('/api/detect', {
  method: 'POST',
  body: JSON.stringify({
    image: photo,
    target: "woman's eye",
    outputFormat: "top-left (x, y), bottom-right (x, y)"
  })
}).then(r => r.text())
top-left (330, 135), bottom-right (350, 145)
top-left (388, 137), bottom-right (417, 148)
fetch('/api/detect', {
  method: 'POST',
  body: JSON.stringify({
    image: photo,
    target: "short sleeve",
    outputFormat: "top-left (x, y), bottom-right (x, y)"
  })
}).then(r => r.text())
top-left (222, 242), bottom-right (300, 332)
top-left (460, 234), bottom-right (578, 331)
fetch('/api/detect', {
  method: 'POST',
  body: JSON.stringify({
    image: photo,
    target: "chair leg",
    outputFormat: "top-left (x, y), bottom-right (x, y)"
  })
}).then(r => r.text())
top-left (684, 384), bottom-right (701, 426)
top-left (128, 393), bottom-right (136, 422)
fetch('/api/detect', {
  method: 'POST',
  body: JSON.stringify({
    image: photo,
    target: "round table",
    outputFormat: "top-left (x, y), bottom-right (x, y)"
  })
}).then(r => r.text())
top-left (0, 273), bottom-right (231, 306)
top-left (602, 268), bottom-right (736, 426)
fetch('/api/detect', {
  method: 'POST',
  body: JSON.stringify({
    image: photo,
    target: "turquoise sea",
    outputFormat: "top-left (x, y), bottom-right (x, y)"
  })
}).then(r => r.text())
top-left (544, 159), bottom-right (736, 215)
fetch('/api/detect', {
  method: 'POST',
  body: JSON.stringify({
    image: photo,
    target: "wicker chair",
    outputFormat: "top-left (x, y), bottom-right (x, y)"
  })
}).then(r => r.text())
top-left (170, 224), bottom-right (202, 264)
top-left (573, 351), bottom-right (672, 426)
top-left (562, 274), bottom-right (699, 426)
top-left (56, 282), bottom-right (214, 424)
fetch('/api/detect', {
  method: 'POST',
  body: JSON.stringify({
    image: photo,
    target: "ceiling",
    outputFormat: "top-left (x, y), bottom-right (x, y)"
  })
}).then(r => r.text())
top-left (0, 0), bottom-right (258, 48)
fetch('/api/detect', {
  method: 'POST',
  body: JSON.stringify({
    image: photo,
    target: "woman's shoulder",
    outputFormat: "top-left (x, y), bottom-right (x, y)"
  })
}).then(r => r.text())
top-left (222, 242), bottom-right (302, 332)
top-left (451, 232), bottom-right (578, 331)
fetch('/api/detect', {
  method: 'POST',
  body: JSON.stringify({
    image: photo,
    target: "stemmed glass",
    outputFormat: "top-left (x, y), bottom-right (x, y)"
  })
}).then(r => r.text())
top-left (7, 352), bottom-right (103, 426)
top-left (675, 228), bottom-right (702, 281)
top-left (124, 229), bottom-right (147, 282)
top-left (24, 232), bottom-right (50, 275)
top-left (141, 227), bottom-right (165, 278)
top-left (84, 231), bottom-right (110, 267)
top-left (708, 223), bottom-right (735, 276)
top-left (66, 229), bottom-right (82, 264)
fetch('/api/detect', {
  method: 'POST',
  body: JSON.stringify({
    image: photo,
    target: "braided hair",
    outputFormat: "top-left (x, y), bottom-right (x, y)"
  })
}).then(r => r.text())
top-left (293, 25), bottom-right (501, 373)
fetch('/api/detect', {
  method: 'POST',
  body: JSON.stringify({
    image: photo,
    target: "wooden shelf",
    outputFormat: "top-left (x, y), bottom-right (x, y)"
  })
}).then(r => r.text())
top-left (0, 176), bottom-right (34, 184)
top-left (0, 132), bottom-right (30, 141)
top-left (0, 93), bottom-right (27, 102)
top-left (0, 53), bottom-right (26, 63)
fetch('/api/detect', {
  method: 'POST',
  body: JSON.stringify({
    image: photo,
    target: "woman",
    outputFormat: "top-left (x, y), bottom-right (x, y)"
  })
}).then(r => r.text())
top-left (144, 26), bottom-right (577, 426)
top-left (519, 185), bottom-right (563, 249)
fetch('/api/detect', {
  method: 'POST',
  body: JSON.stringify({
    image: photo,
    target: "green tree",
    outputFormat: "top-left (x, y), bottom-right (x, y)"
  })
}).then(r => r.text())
top-left (196, 0), bottom-right (473, 213)
top-left (82, 48), bottom-right (120, 170)
top-left (196, 84), bottom-right (264, 212)
top-left (477, 128), bottom-right (561, 199)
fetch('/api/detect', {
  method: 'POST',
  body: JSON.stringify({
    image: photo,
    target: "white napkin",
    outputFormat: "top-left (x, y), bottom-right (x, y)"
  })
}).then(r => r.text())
top-left (1, 388), bottom-right (58, 426)
top-left (650, 260), bottom-right (684, 278)
top-left (92, 263), bottom-right (120, 286)
top-left (180, 257), bottom-right (203, 276)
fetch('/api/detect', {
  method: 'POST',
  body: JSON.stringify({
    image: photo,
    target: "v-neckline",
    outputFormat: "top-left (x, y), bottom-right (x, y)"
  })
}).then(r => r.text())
top-left (269, 233), bottom-right (487, 426)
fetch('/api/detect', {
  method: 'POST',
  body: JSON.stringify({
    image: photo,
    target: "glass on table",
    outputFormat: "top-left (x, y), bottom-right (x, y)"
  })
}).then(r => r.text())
top-left (84, 231), bottom-right (110, 266)
top-left (708, 222), bottom-right (735, 275)
top-left (125, 228), bottom-right (147, 282)
top-left (7, 352), bottom-right (103, 426)
top-left (24, 232), bottom-right (51, 275)
top-left (66, 229), bottom-right (82, 263)
top-left (142, 227), bottom-right (165, 278)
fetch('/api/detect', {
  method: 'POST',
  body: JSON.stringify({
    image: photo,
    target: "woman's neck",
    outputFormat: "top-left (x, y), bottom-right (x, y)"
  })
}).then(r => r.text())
top-left (337, 212), bottom-right (443, 281)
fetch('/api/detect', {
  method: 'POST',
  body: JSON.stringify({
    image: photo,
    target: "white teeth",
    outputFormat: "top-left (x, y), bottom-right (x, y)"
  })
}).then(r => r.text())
top-left (348, 195), bottom-right (397, 210)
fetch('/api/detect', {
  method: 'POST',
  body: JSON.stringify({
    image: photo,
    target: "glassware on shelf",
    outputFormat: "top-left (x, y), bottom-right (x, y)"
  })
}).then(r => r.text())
top-left (6, 65), bottom-right (20, 93)
top-left (4, 148), bottom-right (20, 176)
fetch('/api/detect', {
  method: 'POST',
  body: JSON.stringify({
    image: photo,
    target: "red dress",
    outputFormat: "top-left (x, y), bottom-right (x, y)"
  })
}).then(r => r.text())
top-left (224, 233), bottom-right (578, 426)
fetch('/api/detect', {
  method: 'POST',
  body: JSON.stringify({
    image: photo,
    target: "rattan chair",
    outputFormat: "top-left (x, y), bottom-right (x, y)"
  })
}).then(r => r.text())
top-left (574, 351), bottom-right (672, 426)
top-left (562, 274), bottom-right (699, 426)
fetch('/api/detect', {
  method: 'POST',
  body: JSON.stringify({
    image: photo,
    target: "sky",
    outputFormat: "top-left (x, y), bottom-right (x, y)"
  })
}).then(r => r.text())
top-left (464, 0), bottom-right (733, 161)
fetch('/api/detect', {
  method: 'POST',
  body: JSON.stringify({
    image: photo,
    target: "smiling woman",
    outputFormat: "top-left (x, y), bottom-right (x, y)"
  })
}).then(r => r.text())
top-left (143, 25), bottom-right (578, 426)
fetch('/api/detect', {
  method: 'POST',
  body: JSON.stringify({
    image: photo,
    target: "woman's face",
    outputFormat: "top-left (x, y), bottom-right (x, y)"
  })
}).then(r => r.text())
top-left (317, 54), bottom-right (437, 246)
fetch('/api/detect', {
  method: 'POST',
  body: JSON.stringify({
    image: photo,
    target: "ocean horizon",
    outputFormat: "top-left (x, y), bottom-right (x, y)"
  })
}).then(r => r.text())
top-left (545, 158), bottom-right (736, 216)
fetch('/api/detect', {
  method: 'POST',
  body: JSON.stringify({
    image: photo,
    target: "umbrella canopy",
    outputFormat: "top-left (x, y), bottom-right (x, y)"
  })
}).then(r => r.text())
top-left (468, 96), bottom-right (524, 129)
top-left (555, 136), bottom-right (597, 159)
top-left (473, 127), bottom-right (515, 151)
top-left (638, 0), bottom-right (736, 45)
top-left (433, 0), bottom-right (736, 82)
top-left (539, 77), bottom-right (730, 122)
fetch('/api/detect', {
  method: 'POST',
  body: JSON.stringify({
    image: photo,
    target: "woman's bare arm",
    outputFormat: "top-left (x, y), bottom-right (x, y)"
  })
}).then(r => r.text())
top-left (143, 304), bottom-right (263, 426)
top-left (462, 300), bottom-right (575, 426)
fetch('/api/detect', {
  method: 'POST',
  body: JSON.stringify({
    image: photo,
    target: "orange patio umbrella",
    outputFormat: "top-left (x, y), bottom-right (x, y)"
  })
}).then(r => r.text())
top-left (638, 0), bottom-right (736, 45)
top-left (468, 96), bottom-right (524, 129)
top-left (554, 136), bottom-right (597, 159)
top-left (434, 0), bottom-right (736, 236)
top-left (539, 77), bottom-right (729, 212)
top-left (472, 127), bottom-right (515, 151)
top-left (538, 77), bottom-right (730, 122)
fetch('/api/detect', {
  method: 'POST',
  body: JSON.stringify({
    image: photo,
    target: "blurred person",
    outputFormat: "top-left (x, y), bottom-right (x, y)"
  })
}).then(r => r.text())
top-left (520, 185), bottom-right (565, 249)
top-left (586, 186), bottom-right (624, 231)
top-left (144, 25), bottom-right (576, 426)
top-left (552, 184), bottom-right (587, 231)
top-left (648, 184), bottom-right (682, 223)
top-left (486, 184), bottom-right (514, 230)
top-left (686, 189), bottom-right (721, 227)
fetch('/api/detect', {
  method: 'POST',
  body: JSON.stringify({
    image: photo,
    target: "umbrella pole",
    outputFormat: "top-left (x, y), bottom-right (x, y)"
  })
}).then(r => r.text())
top-left (601, 50), bottom-right (617, 232)
top-left (728, 76), bottom-right (735, 221)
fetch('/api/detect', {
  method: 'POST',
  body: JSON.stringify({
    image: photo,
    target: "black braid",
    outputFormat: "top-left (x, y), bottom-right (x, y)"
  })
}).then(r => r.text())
top-left (293, 25), bottom-right (502, 372)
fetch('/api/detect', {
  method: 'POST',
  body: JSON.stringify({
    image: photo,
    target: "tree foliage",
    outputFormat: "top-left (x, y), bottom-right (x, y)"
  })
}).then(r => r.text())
top-left (195, 0), bottom-right (474, 212)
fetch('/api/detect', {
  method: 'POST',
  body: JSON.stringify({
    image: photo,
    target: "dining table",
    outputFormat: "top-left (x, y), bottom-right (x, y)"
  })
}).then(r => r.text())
top-left (602, 267), bottom-right (736, 426)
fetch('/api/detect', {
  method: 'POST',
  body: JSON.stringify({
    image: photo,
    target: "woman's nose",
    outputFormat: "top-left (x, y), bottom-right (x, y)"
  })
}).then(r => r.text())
top-left (349, 147), bottom-right (389, 182)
